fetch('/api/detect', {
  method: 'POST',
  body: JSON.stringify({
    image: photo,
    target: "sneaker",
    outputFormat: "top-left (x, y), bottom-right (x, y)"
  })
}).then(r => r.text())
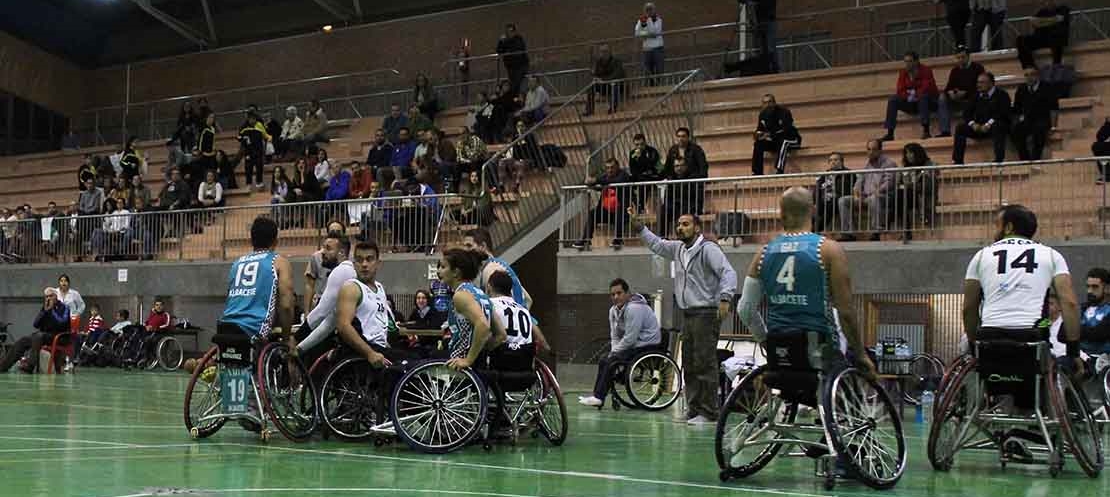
top-left (578, 396), bottom-right (603, 407)
top-left (878, 132), bottom-right (895, 142)
top-left (63, 362), bottom-right (74, 373)
top-left (571, 241), bottom-right (587, 250)
top-left (686, 415), bottom-right (713, 425)
top-left (255, 183), bottom-right (265, 190)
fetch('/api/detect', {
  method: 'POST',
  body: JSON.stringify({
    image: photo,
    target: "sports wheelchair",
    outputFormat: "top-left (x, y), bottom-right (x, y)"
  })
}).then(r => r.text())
top-left (316, 349), bottom-right (568, 453)
top-left (715, 331), bottom-right (907, 490)
top-left (183, 325), bottom-right (320, 442)
top-left (595, 329), bottom-right (684, 411)
top-left (927, 338), bottom-right (1103, 478)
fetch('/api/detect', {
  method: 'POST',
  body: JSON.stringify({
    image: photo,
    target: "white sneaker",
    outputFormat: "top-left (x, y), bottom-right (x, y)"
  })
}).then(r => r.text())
top-left (686, 415), bottom-right (713, 425)
top-left (62, 362), bottom-right (74, 373)
top-left (578, 396), bottom-right (603, 407)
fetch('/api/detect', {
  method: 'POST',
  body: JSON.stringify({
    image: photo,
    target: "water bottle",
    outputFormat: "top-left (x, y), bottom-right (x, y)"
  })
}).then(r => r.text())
top-left (920, 390), bottom-right (935, 426)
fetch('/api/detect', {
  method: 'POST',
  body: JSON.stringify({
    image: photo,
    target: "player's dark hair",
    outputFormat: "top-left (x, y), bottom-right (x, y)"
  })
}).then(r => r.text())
top-left (117, 309), bottom-right (129, 320)
top-left (250, 216), bottom-right (279, 249)
top-left (464, 227), bottom-right (494, 252)
top-left (443, 248), bottom-right (483, 281)
top-left (1088, 267), bottom-right (1110, 285)
top-left (354, 241), bottom-right (380, 260)
top-left (489, 271), bottom-right (514, 297)
top-left (609, 278), bottom-right (629, 292)
top-left (999, 204), bottom-right (1038, 238)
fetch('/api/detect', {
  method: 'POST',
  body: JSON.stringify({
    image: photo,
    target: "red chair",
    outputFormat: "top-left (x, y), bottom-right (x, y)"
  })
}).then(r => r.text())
top-left (40, 332), bottom-right (77, 374)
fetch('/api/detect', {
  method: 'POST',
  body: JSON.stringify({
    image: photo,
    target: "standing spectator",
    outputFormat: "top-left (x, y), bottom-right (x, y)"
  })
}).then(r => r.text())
top-left (302, 100), bottom-right (330, 146)
top-left (171, 102), bottom-right (199, 152)
top-left (391, 128), bottom-right (417, 180)
top-left (586, 44), bottom-right (626, 116)
top-left (40, 202), bottom-right (65, 259)
top-left (664, 127), bottom-right (710, 179)
top-left (628, 133), bottom-right (662, 209)
top-left (77, 177), bottom-right (105, 246)
top-left (814, 152), bottom-right (853, 233)
top-left (1093, 118), bottom-right (1110, 184)
top-left (238, 113), bottom-right (269, 191)
top-left (455, 170), bottom-right (494, 226)
top-left (939, 0), bottom-right (972, 48)
top-left (953, 72), bottom-right (1012, 164)
top-left (119, 137), bottom-right (143, 181)
top-left (880, 52), bottom-right (948, 141)
top-left (753, 0), bottom-right (779, 72)
top-left (0, 207), bottom-right (13, 257)
top-left (752, 94), bottom-right (801, 175)
top-left (196, 98), bottom-right (213, 124)
top-left (474, 92), bottom-right (497, 143)
top-left (941, 46), bottom-right (986, 122)
top-left (313, 148), bottom-right (333, 186)
top-left (156, 168), bottom-right (192, 237)
top-left (78, 155), bottom-right (96, 191)
top-left (215, 150), bottom-right (238, 190)
top-left (382, 104), bottom-right (408, 144)
top-left (634, 3), bottom-right (664, 80)
top-left (1017, 1), bottom-right (1070, 69)
top-left (490, 81), bottom-right (520, 143)
top-left (837, 139), bottom-right (897, 241)
top-left (0, 288), bottom-right (70, 373)
top-left (1011, 66), bottom-right (1059, 161)
top-left (130, 174), bottom-right (152, 211)
top-left (408, 104), bottom-right (435, 135)
top-left (56, 274), bottom-right (85, 333)
top-left (91, 198), bottom-right (130, 261)
top-left (970, 0), bottom-right (1006, 52)
top-left (573, 158), bottom-right (632, 250)
top-left (366, 129), bottom-right (395, 185)
top-left (516, 76), bottom-right (550, 124)
top-left (892, 143), bottom-right (939, 240)
top-left (413, 73), bottom-right (440, 120)
top-left (578, 278), bottom-right (662, 407)
top-left (631, 210), bottom-right (737, 424)
top-left (196, 113), bottom-right (217, 174)
top-left (130, 196), bottom-right (156, 259)
top-left (279, 105), bottom-right (303, 159)
top-left (496, 23), bottom-right (530, 95)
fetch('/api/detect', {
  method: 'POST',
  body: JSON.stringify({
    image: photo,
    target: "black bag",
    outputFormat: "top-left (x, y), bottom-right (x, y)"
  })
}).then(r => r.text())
top-left (714, 211), bottom-right (752, 239)
top-left (539, 144), bottom-right (567, 169)
top-left (1040, 63), bottom-right (1076, 99)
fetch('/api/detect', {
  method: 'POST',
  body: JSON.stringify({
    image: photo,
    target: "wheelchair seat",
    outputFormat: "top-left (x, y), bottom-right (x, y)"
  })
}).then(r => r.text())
top-left (762, 330), bottom-right (832, 408)
top-left (212, 325), bottom-right (254, 367)
top-left (976, 337), bottom-right (1049, 409)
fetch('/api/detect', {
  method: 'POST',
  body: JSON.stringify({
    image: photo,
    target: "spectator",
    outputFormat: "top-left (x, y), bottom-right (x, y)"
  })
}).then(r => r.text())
top-left (659, 155), bottom-right (705, 236)
top-left (628, 133), bottom-right (663, 209)
top-left (941, 46), bottom-right (986, 124)
top-left (110, 309), bottom-right (133, 337)
top-left (238, 113), bottom-right (269, 191)
top-left (634, 2), bottom-right (664, 80)
top-left (432, 129), bottom-right (459, 190)
top-left (304, 234), bottom-right (344, 315)
top-left (263, 111), bottom-right (281, 161)
top-left (586, 44), bottom-right (626, 116)
top-left (130, 196), bottom-right (156, 259)
top-left (171, 102), bottom-right (199, 152)
top-left (407, 290), bottom-right (446, 329)
top-left (399, 177), bottom-right (439, 252)
top-left (892, 143), bottom-right (938, 241)
top-left (77, 177), bottom-right (105, 245)
top-left (490, 81), bottom-right (520, 143)
top-left (1017, 0), bottom-right (1070, 69)
top-left (78, 155), bottom-right (96, 191)
top-left (74, 304), bottom-right (107, 366)
top-left (0, 288), bottom-right (70, 373)
top-left (953, 72), bottom-right (1011, 164)
top-left (198, 170), bottom-right (224, 208)
top-left (573, 158), bottom-right (632, 250)
top-left (345, 161), bottom-right (374, 225)
top-left (752, 94), bottom-right (802, 175)
top-left (413, 73), bottom-right (440, 120)
top-left (325, 161), bottom-right (352, 202)
top-left (195, 113), bottom-right (217, 173)
top-left (664, 127), bottom-right (709, 179)
top-left (456, 126), bottom-right (489, 175)
top-left (753, 0), bottom-right (779, 72)
top-left (215, 149), bottom-right (238, 190)
top-left (880, 52), bottom-right (948, 141)
top-left (0, 207), bottom-right (13, 257)
top-left (143, 298), bottom-right (172, 355)
top-left (474, 91), bottom-right (497, 143)
top-left (413, 129), bottom-right (433, 167)
top-left (40, 202), bottom-right (65, 259)
top-left (455, 170), bottom-right (494, 226)
top-left (496, 23), bottom-right (530, 94)
top-left (814, 152), bottom-right (853, 233)
top-left (970, 0), bottom-right (1006, 53)
top-left (155, 168), bottom-right (192, 238)
top-left (837, 139), bottom-right (897, 241)
top-left (302, 99), bottom-right (330, 145)
top-left (196, 98), bottom-right (213, 123)
top-left (56, 274), bottom-right (85, 333)
top-left (1092, 118), bottom-right (1110, 184)
top-left (408, 104), bottom-right (434, 135)
top-left (366, 129), bottom-right (395, 185)
top-left (516, 75), bottom-right (550, 124)
top-left (62, 130), bottom-right (80, 150)
top-left (1081, 267), bottom-right (1110, 354)
top-left (119, 137), bottom-right (142, 181)
top-left (290, 158), bottom-right (322, 203)
top-left (278, 105), bottom-right (303, 159)
top-left (382, 104), bottom-right (408, 144)
top-left (130, 174), bottom-right (152, 211)
top-left (313, 148), bottom-right (333, 186)
top-left (498, 120), bottom-right (540, 193)
top-left (91, 198), bottom-right (130, 261)
top-left (391, 127), bottom-right (417, 180)
top-left (108, 175), bottom-right (133, 211)
top-left (940, 0), bottom-right (972, 48)
top-left (1011, 66), bottom-right (1059, 161)
top-left (579, 278), bottom-right (662, 407)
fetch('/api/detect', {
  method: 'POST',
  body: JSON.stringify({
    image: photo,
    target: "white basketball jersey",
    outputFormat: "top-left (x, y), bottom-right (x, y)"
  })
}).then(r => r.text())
top-left (491, 295), bottom-right (534, 349)
top-left (352, 279), bottom-right (393, 348)
top-left (964, 237), bottom-right (1069, 329)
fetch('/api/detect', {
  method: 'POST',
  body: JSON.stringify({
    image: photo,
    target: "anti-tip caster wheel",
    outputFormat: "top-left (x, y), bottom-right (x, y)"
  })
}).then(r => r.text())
top-left (483, 443), bottom-right (493, 452)
top-left (189, 427), bottom-right (200, 439)
top-left (373, 438), bottom-right (387, 447)
top-left (260, 430), bottom-right (273, 443)
top-left (718, 470), bottom-right (731, 482)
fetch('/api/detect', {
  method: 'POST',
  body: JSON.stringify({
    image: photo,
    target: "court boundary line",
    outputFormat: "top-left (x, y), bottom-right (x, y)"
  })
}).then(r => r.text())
top-left (105, 488), bottom-right (586, 497)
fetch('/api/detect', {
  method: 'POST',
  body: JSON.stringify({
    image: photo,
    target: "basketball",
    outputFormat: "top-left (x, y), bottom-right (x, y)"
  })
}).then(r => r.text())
top-left (183, 358), bottom-right (197, 374)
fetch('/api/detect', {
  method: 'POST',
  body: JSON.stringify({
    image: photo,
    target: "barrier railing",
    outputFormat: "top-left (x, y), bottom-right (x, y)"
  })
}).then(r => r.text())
top-left (559, 158), bottom-right (1109, 248)
top-left (0, 193), bottom-right (487, 264)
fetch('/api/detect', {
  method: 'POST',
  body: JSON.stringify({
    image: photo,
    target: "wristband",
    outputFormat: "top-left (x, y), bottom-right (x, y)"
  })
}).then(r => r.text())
top-left (1066, 341), bottom-right (1080, 359)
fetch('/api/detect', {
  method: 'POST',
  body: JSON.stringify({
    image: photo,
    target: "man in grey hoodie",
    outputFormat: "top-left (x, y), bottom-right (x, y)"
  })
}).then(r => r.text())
top-left (579, 278), bottom-right (661, 407)
top-left (631, 209), bottom-right (737, 424)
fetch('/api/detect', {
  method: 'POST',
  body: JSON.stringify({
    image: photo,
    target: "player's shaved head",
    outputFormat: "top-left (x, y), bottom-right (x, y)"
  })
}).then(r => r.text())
top-left (780, 186), bottom-right (813, 231)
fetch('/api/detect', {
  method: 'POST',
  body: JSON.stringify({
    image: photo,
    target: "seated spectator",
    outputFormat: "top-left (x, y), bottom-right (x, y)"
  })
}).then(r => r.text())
top-left (1093, 117), bottom-right (1110, 184)
top-left (215, 150), bottom-right (238, 190)
top-left (108, 175), bottom-right (133, 210)
top-left (412, 129), bottom-right (433, 167)
top-left (75, 304), bottom-right (107, 365)
top-left (1017, 1), bottom-right (1070, 68)
top-left (78, 155), bottom-right (96, 191)
top-left (314, 149), bottom-right (332, 186)
top-left (837, 139), bottom-right (896, 241)
top-left (891, 143), bottom-right (938, 241)
top-left (0, 287), bottom-right (70, 373)
top-left (91, 198), bottom-right (131, 261)
top-left (663, 127), bottom-right (709, 179)
top-left (1011, 66), bottom-right (1059, 161)
top-left (365, 129), bottom-right (394, 186)
top-left (628, 133), bottom-right (663, 211)
top-left (953, 72), bottom-right (1011, 164)
top-left (413, 73), bottom-right (440, 120)
top-left (573, 157), bottom-right (632, 250)
top-left (346, 161), bottom-right (374, 225)
top-left (391, 127), bottom-right (417, 180)
top-left (497, 120), bottom-right (540, 193)
top-left (145, 299), bottom-right (172, 333)
top-left (130, 174), bottom-right (152, 210)
top-left (325, 161), bottom-right (352, 202)
top-left (579, 278), bottom-right (661, 407)
top-left (394, 177), bottom-right (438, 252)
top-left (407, 290), bottom-right (447, 329)
top-left (359, 169), bottom-right (397, 243)
top-left (263, 111), bottom-right (281, 162)
top-left (279, 105), bottom-right (304, 159)
top-left (454, 170), bottom-right (494, 226)
top-left (432, 129), bottom-right (459, 191)
top-left (814, 152), bottom-right (852, 233)
top-left (382, 104), bottom-right (408, 144)
top-left (491, 80), bottom-right (521, 143)
top-left (290, 158), bottom-right (323, 205)
top-left (752, 94), bottom-right (802, 175)
top-left (119, 137), bottom-right (143, 181)
top-left (474, 91), bottom-right (497, 143)
top-left (198, 170), bottom-right (224, 208)
top-left (658, 157), bottom-right (704, 236)
top-left (516, 76), bottom-right (550, 124)
top-left (408, 104), bottom-right (434, 135)
top-left (942, 46), bottom-right (986, 126)
top-left (414, 154), bottom-right (444, 194)
top-left (110, 309), bottom-right (133, 336)
top-left (269, 165), bottom-right (293, 223)
top-left (302, 99), bottom-right (330, 145)
top-left (1080, 267), bottom-right (1110, 355)
top-left (586, 44), bottom-right (626, 116)
top-left (456, 126), bottom-right (488, 175)
top-left (880, 52), bottom-right (949, 141)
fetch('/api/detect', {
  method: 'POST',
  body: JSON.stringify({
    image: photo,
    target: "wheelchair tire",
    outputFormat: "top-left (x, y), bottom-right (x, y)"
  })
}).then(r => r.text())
top-left (158, 336), bottom-right (184, 371)
top-left (1049, 364), bottom-right (1104, 478)
top-left (320, 357), bottom-right (383, 442)
top-left (1101, 366), bottom-right (1110, 414)
top-left (609, 373), bottom-right (637, 410)
top-left (927, 356), bottom-right (979, 472)
top-left (902, 354), bottom-right (944, 406)
top-left (390, 360), bottom-right (487, 454)
top-left (714, 367), bottom-right (797, 477)
top-left (535, 360), bottom-right (567, 446)
top-left (625, 352), bottom-right (683, 411)
top-left (935, 354), bottom-right (974, 418)
top-left (183, 346), bottom-right (226, 438)
top-left (822, 368), bottom-right (906, 490)
top-left (257, 342), bottom-right (320, 442)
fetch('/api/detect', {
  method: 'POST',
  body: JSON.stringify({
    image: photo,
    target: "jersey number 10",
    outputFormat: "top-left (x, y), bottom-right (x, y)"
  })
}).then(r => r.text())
top-left (503, 308), bottom-right (532, 339)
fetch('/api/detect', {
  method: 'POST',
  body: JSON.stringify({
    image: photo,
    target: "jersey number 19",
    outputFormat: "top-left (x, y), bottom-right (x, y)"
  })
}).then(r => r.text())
top-left (234, 262), bottom-right (259, 287)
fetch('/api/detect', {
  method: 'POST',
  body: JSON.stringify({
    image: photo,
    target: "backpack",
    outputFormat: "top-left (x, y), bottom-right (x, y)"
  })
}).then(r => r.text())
top-left (600, 187), bottom-right (618, 212)
top-left (540, 144), bottom-right (567, 169)
top-left (1040, 63), bottom-right (1076, 99)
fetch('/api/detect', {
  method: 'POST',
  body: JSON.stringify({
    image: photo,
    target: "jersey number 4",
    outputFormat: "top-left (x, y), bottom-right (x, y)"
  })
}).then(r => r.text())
top-left (503, 308), bottom-right (532, 339)
top-left (234, 261), bottom-right (260, 287)
top-left (776, 255), bottom-right (796, 292)
top-left (993, 249), bottom-right (1039, 274)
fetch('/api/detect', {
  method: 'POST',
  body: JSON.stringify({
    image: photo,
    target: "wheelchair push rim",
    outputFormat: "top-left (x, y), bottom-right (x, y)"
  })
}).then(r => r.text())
top-left (535, 359), bottom-right (568, 446)
top-left (935, 354), bottom-right (975, 417)
top-left (257, 342), bottom-right (320, 442)
top-left (903, 354), bottom-right (944, 406)
top-left (625, 352), bottom-right (683, 411)
top-left (183, 345), bottom-right (227, 438)
top-left (823, 367), bottom-right (907, 489)
top-left (927, 356), bottom-right (981, 472)
top-left (390, 360), bottom-right (488, 454)
top-left (320, 356), bottom-right (382, 442)
top-left (158, 336), bottom-right (184, 371)
top-left (715, 367), bottom-right (798, 478)
top-left (1049, 364), bottom-right (1104, 478)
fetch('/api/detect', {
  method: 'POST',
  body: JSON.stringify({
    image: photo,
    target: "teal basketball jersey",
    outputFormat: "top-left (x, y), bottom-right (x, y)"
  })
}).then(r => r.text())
top-left (758, 233), bottom-right (834, 336)
top-left (221, 250), bottom-right (278, 338)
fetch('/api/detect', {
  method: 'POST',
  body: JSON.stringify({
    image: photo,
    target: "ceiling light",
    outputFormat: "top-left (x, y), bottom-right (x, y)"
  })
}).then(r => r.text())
top-left (322, 25), bottom-right (334, 33)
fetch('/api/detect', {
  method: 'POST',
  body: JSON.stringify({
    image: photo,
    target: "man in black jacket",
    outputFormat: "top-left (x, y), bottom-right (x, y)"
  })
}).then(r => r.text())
top-left (587, 44), bottom-right (626, 116)
top-left (0, 288), bottom-right (71, 373)
top-left (751, 94), bottom-right (801, 175)
top-left (663, 127), bottom-right (709, 178)
top-left (1011, 66), bottom-right (1059, 161)
top-left (573, 158), bottom-right (632, 250)
top-left (496, 23), bottom-right (530, 95)
top-left (814, 152), bottom-right (853, 233)
top-left (629, 133), bottom-right (662, 213)
top-left (238, 113), bottom-right (267, 190)
top-left (1093, 118), bottom-right (1110, 184)
top-left (953, 72), bottom-right (1011, 164)
top-left (365, 128), bottom-right (395, 185)
top-left (1017, 1), bottom-right (1070, 69)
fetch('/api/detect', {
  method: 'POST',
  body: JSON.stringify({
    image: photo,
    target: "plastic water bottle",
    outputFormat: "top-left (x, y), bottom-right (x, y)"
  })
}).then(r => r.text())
top-left (920, 390), bottom-right (935, 426)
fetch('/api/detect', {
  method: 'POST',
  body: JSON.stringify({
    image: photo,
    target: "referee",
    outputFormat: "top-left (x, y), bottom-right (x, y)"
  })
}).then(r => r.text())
top-left (631, 208), bottom-right (737, 424)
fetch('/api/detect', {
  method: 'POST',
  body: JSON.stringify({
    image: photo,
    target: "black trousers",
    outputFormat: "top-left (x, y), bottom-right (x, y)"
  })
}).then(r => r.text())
top-left (592, 346), bottom-right (658, 400)
top-left (752, 137), bottom-right (799, 175)
top-left (581, 202), bottom-right (627, 244)
top-left (505, 64), bottom-right (528, 95)
top-left (970, 9), bottom-right (1005, 52)
top-left (1093, 142), bottom-right (1110, 181)
top-left (953, 122), bottom-right (1008, 164)
top-left (1011, 119), bottom-right (1051, 161)
top-left (946, 6), bottom-right (971, 48)
top-left (1017, 32), bottom-right (1065, 68)
top-left (0, 332), bottom-right (63, 372)
top-left (244, 153), bottom-right (264, 186)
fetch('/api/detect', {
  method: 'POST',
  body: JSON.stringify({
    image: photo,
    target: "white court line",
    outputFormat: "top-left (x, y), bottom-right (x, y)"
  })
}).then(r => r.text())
top-left (0, 442), bottom-right (237, 454)
top-left (0, 424), bottom-right (181, 429)
top-left (106, 488), bottom-right (576, 497)
top-left (574, 414), bottom-right (930, 440)
top-left (0, 436), bottom-right (136, 447)
top-left (0, 377), bottom-right (186, 396)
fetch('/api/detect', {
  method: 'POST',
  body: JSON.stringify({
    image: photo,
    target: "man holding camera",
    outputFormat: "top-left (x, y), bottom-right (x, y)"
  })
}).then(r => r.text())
top-left (635, 3), bottom-right (665, 81)
top-left (0, 288), bottom-right (71, 373)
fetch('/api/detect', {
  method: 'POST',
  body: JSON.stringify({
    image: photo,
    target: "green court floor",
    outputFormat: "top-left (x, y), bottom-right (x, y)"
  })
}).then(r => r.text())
top-left (0, 370), bottom-right (1106, 497)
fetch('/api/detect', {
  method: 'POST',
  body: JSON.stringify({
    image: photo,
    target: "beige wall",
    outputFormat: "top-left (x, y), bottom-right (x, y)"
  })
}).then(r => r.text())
top-left (0, 30), bottom-right (83, 116)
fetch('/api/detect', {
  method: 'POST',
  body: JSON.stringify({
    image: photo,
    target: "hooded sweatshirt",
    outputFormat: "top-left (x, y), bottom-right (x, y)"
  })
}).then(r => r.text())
top-left (609, 293), bottom-right (662, 354)
top-left (640, 227), bottom-right (738, 310)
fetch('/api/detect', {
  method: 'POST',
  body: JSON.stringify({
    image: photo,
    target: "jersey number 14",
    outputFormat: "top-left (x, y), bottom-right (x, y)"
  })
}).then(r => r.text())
top-left (993, 249), bottom-right (1039, 274)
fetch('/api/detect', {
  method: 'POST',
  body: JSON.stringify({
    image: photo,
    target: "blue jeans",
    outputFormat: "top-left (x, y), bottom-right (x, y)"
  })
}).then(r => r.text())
top-left (884, 94), bottom-right (950, 135)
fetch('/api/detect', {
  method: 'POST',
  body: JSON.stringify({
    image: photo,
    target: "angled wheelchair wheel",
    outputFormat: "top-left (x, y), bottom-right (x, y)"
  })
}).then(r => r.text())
top-left (257, 342), bottom-right (320, 442)
top-left (391, 360), bottom-right (487, 453)
top-left (903, 354), bottom-right (944, 405)
top-left (183, 346), bottom-right (226, 438)
top-left (935, 354), bottom-right (974, 417)
top-left (928, 357), bottom-right (981, 472)
top-left (1101, 366), bottom-right (1110, 414)
top-left (320, 357), bottom-right (382, 441)
top-left (534, 360), bottom-right (567, 446)
top-left (822, 368), bottom-right (907, 490)
top-left (715, 367), bottom-right (797, 478)
top-left (1049, 364), bottom-right (1104, 478)
top-left (625, 352), bottom-right (683, 411)
top-left (158, 336), bottom-right (184, 371)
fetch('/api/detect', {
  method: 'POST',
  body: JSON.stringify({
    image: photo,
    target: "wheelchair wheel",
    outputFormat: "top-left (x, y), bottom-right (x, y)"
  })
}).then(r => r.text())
top-left (1101, 366), bottom-right (1110, 413)
top-left (1049, 365), bottom-right (1104, 478)
top-left (320, 357), bottom-right (382, 441)
top-left (609, 367), bottom-right (638, 410)
top-left (822, 368), bottom-right (906, 490)
top-left (390, 360), bottom-right (487, 454)
top-left (903, 354), bottom-right (944, 405)
top-left (158, 337), bottom-right (184, 371)
top-left (183, 346), bottom-right (226, 438)
top-left (625, 352), bottom-right (683, 411)
top-left (935, 354), bottom-right (974, 417)
top-left (927, 357), bottom-right (980, 472)
top-left (257, 342), bottom-right (320, 442)
top-left (534, 360), bottom-right (567, 446)
top-left (715, 367), bottom-right (797, 478)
